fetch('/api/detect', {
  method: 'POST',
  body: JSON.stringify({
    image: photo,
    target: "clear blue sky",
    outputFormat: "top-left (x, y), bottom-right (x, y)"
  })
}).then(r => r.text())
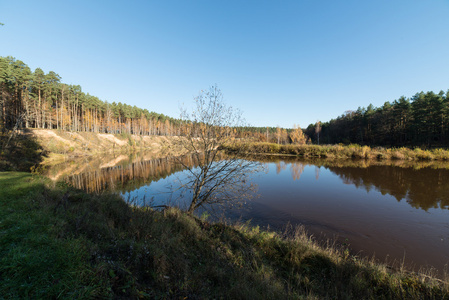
top-left (1, 0), bottom-right (449, 128)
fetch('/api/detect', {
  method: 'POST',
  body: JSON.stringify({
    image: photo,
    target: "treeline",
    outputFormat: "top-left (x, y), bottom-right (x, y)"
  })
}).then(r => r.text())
top-left (0, 56), bottom-right (181, 135)
top-left (5, 56), bottom-right (448, 148)
top-left (305, 91), bottom-right (449, 148)
top-left (236, 125), bottom-right (310, 145)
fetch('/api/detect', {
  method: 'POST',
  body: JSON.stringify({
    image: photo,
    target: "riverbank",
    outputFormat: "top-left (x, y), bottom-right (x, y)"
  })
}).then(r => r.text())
top-left (1, 172), bottom-right (447, 299)
top-left (4, 129), bottom-right (449, 172)
top-left (0, 129), bottom-right (186, 171)
top-left (30, 129), bottom-right (185, 162)
top-left (224, 142), bottom-right (449, 161)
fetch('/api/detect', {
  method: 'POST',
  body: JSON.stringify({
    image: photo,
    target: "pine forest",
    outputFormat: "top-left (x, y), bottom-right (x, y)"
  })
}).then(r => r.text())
top-left (2, 56), bottom-right (449, 148)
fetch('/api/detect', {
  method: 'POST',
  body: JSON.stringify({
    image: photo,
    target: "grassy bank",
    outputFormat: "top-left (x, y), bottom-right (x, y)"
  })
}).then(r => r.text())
top-left (1, 172), bottom-right (448, 299)
top-left (224, 142), bottom-right (449, 161)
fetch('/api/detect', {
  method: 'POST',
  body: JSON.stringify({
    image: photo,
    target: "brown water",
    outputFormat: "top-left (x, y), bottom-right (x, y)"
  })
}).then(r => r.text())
top-left (238, 159), bottom-right (449, 276)
top-left (50, 154), bottom-right (449, 277)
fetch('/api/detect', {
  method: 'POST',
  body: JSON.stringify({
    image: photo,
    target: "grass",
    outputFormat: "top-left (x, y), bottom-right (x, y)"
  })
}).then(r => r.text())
top-left (0, 173), bottom-right (99, 298)
top-left (224, 142), bottom-right (449, 162)
top-left (1, 172), bottom-right (448, 299)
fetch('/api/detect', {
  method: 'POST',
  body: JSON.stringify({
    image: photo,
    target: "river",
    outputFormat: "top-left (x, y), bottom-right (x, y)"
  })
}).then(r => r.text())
top-left (46, 153), bottom-right (449, 277)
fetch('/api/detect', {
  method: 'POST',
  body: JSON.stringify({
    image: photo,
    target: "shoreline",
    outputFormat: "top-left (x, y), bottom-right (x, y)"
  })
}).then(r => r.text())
top-left (0, 172), bottom-right (447, 298)
top-left (223, 142), bottom-right (449, 162)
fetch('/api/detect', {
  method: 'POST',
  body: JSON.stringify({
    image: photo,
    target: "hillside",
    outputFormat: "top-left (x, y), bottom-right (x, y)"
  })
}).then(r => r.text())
top-left (0, 129), bottom-right (185, 171)
top-left (31, 129), bottom-right (181, 157)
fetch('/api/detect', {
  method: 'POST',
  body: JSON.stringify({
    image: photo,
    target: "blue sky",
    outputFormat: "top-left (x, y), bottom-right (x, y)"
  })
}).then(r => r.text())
top-left (1, 0), bottom-right (449, 128)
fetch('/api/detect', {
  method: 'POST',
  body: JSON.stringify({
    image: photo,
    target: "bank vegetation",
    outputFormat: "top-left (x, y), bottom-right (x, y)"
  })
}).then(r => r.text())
top-left (1, 172), bottom-right (448, 299)
top-left (224, 142), bottom-right (449, 162)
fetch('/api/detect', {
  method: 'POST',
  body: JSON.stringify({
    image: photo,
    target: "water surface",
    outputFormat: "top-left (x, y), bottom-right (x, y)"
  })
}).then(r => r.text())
top-left (50, 154), bottom-right (449, 276)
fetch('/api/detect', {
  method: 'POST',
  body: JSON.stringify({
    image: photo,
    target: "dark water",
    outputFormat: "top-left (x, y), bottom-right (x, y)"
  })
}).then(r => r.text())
top-left (51, 154), bottom-right (449, 276)
top-left (241, 160), bottom-right (449, 276)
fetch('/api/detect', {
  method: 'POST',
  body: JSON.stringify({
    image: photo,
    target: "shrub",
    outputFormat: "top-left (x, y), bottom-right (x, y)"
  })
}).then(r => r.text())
top-left (391, 150), bottom-right (406, 160)
top-left (432, 148), bottom-right (449, 160)
top-left (269, 144), bottom-right (281, 153)
top-left (414, 148), bottom-right (434, 160)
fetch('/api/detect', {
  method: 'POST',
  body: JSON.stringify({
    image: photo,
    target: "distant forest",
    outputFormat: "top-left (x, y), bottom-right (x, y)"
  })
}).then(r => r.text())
top-left (1, 56), bottom-right (448, 148)
top-left (304, 91), bottom-right (449, 148)
top-left (0, 56), bottom-right (181, 136)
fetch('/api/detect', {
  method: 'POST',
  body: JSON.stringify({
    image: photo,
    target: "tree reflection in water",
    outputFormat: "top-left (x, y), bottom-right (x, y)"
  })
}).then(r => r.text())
top-left (328, 165), bottom-right (449, 211)
top-left (50, 153), bottom-right (449, 211)
top-left (256, 155), bottom-right (449, 211)
top-left (55, 154), bottom-right (198, 194)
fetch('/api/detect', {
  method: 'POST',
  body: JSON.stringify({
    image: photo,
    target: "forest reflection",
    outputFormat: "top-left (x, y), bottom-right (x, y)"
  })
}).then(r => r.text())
top-left (49, 153), bottom-right (449, 211)
top-left (263, 156), bottom-right (449, 211)
top-left (328, 165), bottom-right (449, 211)
top-left (54, 153), bottom-right (198, 193)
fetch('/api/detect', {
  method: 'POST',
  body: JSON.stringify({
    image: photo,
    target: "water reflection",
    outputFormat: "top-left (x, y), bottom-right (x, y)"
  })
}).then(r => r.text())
top-left (47, 153), bottom-right (449, 275)
top-left (52, 154), bottom-right (449, 212)
top-left (329, 166), bottom-right (449, 211)
top-left (48, 153), bottom-right (197, 193)
top-left (244, 158), bottom-right (449, 275)
top-left (260, 157), bottom-right (449, 211)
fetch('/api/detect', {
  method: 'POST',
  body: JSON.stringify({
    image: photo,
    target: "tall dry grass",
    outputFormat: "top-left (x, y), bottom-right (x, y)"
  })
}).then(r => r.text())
top-left (225, 142), bottom-right (449, 162)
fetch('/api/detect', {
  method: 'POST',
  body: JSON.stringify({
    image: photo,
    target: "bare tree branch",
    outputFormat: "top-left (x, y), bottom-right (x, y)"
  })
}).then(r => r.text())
top-left (173, 86), bottom-right (261, 214)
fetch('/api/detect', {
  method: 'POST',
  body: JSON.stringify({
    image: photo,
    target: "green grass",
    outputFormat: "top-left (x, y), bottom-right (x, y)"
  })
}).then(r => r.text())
top-left (1, 172), bottom-right (448, 299)
top-left (0, 173), bottom-right (100, 298)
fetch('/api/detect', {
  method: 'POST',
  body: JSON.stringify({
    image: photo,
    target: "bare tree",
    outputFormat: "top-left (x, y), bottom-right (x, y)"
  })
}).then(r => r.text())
top-left (175, 86), bottom-right (260, 215)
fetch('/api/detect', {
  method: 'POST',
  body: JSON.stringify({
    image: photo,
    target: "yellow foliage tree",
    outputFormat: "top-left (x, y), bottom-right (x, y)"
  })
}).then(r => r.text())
top-left (290, 124), bottom-right (307, 145)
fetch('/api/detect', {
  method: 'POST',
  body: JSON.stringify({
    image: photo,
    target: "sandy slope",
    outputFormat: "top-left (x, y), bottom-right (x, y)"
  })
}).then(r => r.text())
top-left (28, 129), bottom-right (184, 161)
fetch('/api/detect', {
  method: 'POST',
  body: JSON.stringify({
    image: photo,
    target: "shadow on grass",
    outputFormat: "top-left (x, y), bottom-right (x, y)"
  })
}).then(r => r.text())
top-left (0, 128), bottom-right (46, 172)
